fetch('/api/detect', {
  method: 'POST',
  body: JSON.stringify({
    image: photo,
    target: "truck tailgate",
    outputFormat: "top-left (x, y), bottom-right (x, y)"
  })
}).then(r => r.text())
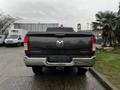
top-left (26, 32), bottom-right (94, 56)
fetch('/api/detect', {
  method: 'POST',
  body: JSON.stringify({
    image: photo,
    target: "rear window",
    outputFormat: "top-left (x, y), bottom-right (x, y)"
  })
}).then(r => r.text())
top-left (46, 27), bottom-right (74, 32)
top-left (7, 35), bottom-right (18, 39)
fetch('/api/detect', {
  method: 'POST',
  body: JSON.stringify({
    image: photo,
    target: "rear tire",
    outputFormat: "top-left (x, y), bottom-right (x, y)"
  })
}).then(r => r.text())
top-left (77, 67), bottom-right (87, 75)
top-left (32, 66), bottom-right (43, 75)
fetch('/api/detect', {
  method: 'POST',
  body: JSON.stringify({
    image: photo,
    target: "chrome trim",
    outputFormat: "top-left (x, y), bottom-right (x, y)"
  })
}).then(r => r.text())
top-left (72, 56), bottom-right (96, 60)
top-left (24, 56), bottom-right (96, 67)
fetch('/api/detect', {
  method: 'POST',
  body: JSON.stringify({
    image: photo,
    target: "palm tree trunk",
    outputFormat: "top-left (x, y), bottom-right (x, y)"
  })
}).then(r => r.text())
top-left (108, 31), bottom-right (113, 47)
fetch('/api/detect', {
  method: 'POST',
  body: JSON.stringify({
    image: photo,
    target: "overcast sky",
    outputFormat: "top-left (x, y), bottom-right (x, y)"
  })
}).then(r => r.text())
top-left (0, 0), bottom-right (119, 30)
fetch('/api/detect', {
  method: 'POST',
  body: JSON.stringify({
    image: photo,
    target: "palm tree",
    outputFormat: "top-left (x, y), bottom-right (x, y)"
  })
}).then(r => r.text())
top-left (92, 11), bottom-right (117, 46)
top-left (114, 16), bottom-right (120, 43)
top-left (94, 11), bottom-right (117, 30)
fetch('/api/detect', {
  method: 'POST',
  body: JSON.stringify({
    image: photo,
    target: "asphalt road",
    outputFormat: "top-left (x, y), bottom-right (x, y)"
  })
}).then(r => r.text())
top-left (0, 47), bottom-right (106, 90)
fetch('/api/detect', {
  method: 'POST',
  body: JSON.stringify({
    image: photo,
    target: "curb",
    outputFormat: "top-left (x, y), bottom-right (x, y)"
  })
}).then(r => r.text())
top-left (89, 68), bottom-right (118, 90)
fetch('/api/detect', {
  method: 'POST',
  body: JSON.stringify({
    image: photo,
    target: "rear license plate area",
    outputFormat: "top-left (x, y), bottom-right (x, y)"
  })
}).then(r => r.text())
top-left (47, 56), bottom-right (71, 63)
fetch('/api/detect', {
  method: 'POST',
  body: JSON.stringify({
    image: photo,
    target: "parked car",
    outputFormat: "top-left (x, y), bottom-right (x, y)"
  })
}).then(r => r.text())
top-left (4, 35), bottom-right (22, 46)
top-left (96, 36), bottom-right (103, 44)
top-left (0, 35), bottom-right (6, 45)
top-left (24, 27), bottom-right (96, 75)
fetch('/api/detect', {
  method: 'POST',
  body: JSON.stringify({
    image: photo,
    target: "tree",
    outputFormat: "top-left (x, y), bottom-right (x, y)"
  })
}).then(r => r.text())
top-left (92, 11), bottom-right (117, 30)
top-left (92, 11), bottom-right (117, 46)
top-left (0, 12), bottom-right (15, 34)
top-left (116, 2), bottom-right (120, 43)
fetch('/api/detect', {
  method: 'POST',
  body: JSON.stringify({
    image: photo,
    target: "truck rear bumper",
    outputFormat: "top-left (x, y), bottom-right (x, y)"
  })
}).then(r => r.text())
top-left (24, 56), bottom-right (96, 67)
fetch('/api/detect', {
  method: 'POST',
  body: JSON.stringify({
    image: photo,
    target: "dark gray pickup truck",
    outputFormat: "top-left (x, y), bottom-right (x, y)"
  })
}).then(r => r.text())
top-left (24, 27), bottom-right (96, 75)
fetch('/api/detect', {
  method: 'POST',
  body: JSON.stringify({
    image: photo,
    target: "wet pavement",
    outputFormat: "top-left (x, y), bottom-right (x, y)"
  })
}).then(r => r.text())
top-left (0, 47), bottom-right (106, 90)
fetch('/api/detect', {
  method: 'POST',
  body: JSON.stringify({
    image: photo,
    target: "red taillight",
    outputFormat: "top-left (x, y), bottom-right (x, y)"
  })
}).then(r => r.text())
top-left (90, 36), bottom-right (96, 52)
top-left (24, 37), bottom-right (29, 51)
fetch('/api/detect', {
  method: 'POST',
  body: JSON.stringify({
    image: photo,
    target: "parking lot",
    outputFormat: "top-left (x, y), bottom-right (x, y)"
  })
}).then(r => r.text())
top-left (0, 47), bottom-right (106, 90)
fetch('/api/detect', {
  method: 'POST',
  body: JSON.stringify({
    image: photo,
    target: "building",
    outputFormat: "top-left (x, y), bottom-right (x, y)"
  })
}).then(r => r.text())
top-left (13, 19), bottom-right (59, 32)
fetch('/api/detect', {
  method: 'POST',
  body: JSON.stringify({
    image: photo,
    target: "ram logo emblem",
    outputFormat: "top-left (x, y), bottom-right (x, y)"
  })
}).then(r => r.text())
top-left (56, 40), bottom-right (64, 47)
